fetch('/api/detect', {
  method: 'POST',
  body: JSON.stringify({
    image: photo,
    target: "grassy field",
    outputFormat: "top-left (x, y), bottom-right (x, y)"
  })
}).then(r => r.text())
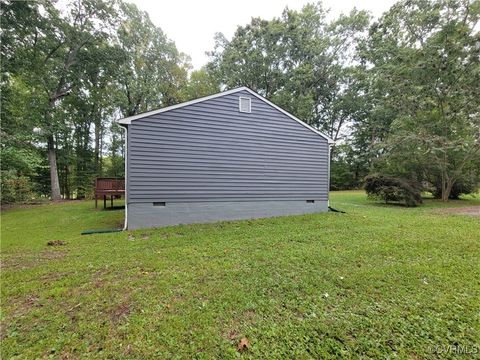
top-left (1, 191), bottom-right (479, 359)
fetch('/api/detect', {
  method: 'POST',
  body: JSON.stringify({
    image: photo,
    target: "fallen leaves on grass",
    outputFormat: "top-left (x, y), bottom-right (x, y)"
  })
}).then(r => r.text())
top-left (227, 330), bottom-right (238, 340)
top-left (237, 337), bottom-right (250, 352)
top-left (67, 303), bottom-right (82, 312)
top-left (124, 344), bottom-right (133, 356)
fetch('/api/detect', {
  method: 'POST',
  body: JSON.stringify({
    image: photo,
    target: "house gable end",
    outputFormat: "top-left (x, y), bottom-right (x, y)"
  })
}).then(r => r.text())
top-left (117, 87), bottom-right (333, 143)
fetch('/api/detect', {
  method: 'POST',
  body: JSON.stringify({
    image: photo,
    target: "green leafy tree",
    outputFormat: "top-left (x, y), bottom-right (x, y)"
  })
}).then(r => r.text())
top-left (115, 2), bottom-right (190, 117)
top-left (2, 0), bottom-right (116, 200)
top-left (180, 68), bottom-right (220, 101)
top-left (208, 3), bottom-right (370, 143)
top-left (1, 0), bottom-right (191, 202)
top-left (360, 0), bottom-right (480, 201)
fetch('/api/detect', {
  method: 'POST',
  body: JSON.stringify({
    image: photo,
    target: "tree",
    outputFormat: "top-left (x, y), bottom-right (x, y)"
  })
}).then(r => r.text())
top-left (1, 0), bottom-right (194, 202)
top-left (180, 68), bottom-right (220, 101)
top-left (57, 40), bottom-right (124, 197)
top-left (360, 0), bottom-right (480, 201)
top-left (3, 0), bottom-right (477, 203)
top-left (2, 0), bottom-right (116, 200)
top-left (208, 16), bottom-right (285, 98)
top-left (1, 1), bottom-right (47, 201)
top-left (114, 2), bottom-right (190, 117)
top-left (364, 174), bottom-right (423, 207)
top-left (208, 4), bottom-right (370, 142)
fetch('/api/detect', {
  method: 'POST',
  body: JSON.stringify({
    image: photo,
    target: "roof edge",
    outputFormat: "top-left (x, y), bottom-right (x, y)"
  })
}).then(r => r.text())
top-left (242, 88), bottom-right (334, 144)
top-left (116, 87), bottom-right (250, 125)
top-left (116, 86), bottom-right (334, 143)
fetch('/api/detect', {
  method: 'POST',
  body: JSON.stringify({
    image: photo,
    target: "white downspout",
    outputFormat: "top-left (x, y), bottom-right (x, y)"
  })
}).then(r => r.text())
top-left (328, 142), bottom-right (332, 207)
top-left (119, 124), bottom-right (128, 230)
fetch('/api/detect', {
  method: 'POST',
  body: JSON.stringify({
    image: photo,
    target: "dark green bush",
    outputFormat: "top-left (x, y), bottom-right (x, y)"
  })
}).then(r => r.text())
top-left (364, 174), bottom-right (423, 207)
top-left (1, 170), bottom-right (33, 204)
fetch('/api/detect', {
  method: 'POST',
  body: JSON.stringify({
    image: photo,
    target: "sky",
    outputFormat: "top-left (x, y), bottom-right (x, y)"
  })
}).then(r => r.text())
top-left (128, 0), bottom-right (398, 70)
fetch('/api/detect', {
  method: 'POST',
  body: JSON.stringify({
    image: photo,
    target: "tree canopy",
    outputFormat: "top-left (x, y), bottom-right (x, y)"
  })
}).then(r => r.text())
top-left (1, 0), bottom-right (479, 203)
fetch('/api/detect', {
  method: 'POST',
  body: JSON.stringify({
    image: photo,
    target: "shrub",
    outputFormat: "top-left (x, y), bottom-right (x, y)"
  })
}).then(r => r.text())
top-left (1, 170), bottom-right (33, 204)
top-left (364, 174), bottom-right (423, 207)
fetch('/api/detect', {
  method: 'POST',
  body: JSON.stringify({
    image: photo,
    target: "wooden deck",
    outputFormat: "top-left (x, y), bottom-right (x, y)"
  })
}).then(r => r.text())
top-left (95, 178), bottom-right (125, 209)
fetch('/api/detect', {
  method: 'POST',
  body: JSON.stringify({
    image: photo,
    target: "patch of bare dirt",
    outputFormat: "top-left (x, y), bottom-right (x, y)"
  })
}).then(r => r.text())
top-left (7, 295), bottom-right (43, 319)
top-left (110, 301), bottom-right (131, 323)
top-left (47, 240), bottom-right (67, 246)
top-left (438, 206), bottom-right (480, 216)
top-left (38, 271), bottom-right (73, 283)
top-left (2, 250), bottom-right (68, 270)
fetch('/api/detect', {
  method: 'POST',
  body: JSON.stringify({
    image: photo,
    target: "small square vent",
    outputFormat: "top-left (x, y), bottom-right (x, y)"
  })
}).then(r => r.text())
top-left (239, 97), bottom-right (251, 113)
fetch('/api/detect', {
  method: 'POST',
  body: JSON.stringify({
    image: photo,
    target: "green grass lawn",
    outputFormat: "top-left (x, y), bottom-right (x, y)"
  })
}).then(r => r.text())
top-left (1, 191), bottom-right (479, 359)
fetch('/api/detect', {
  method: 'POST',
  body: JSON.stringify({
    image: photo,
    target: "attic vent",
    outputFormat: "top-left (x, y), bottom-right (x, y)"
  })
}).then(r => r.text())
top-left (239, 97), bottom-right (251, 113)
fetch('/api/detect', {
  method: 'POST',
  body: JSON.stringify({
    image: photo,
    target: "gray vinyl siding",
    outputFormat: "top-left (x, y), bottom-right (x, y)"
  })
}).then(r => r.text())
top-left (127, 90), bottom-right (329, 204)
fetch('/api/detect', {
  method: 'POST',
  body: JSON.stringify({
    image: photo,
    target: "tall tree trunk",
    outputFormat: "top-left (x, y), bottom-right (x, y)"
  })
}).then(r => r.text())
top-left (99, 128), bottom-right (104, 175)
top-left (442, 178), bottom-right (454, 202)
top-left (47, 135), bottom-right (62, 200)
top-left (94, 118), bottom-right (101, 174)
top-left (64, 165), bottom-right (70, 200)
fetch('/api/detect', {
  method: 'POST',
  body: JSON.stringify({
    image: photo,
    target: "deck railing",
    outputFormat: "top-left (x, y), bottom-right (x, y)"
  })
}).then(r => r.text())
top-left (95, 178), bottom-right (125, 208)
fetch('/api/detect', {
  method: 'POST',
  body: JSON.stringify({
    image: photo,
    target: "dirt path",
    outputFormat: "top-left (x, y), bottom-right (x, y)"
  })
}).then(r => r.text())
top-left (438, 206), bottom-right (480, 217)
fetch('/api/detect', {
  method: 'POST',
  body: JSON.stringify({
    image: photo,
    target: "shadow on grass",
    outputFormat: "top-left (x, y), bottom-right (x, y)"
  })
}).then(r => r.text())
top-left (366, 201), bottom-right (414, 208)
top-left (98, 205), bottom-right (125, 211)
top-left (365, 197), bottom-right (479, 210)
